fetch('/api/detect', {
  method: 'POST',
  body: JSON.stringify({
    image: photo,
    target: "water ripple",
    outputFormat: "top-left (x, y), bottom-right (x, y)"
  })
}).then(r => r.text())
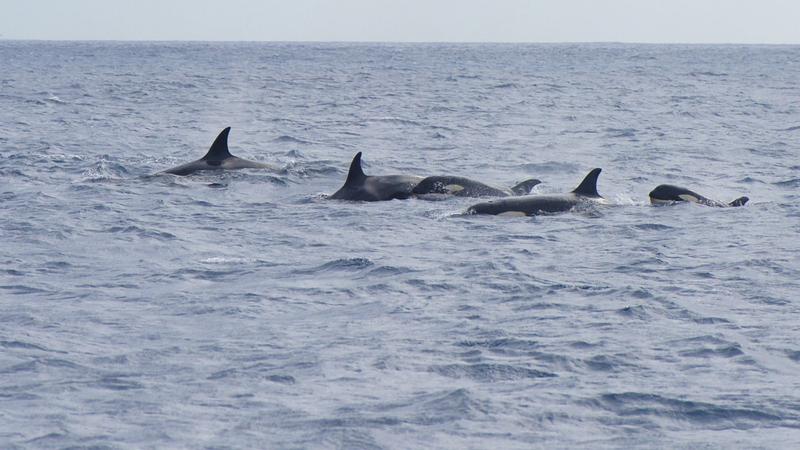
top-left (430, 363), bottom-right (557, 381)
top-left (2, 41), bottom-right (799, 449)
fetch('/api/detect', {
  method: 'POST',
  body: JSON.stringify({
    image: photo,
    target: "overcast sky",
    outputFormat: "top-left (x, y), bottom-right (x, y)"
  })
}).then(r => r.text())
top-left (2, 0), bottom-right (799, 43)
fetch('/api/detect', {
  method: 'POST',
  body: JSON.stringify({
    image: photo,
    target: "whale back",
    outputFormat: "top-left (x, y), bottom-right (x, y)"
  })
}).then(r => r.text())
top-left (649, 184), bottom-right (749, 207)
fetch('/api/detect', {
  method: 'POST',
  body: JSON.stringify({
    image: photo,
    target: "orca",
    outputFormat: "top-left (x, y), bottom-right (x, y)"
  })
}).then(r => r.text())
top-left (412, 176), bottom-right (541, 198)
top-left (161, 127), bottom-right (276, 176)
top-left (466, 168), bottom-right (604, 216)
top-left (649, 184), bottom-right (748, 207)
top-left (329, 152), bottom-right (423, 201)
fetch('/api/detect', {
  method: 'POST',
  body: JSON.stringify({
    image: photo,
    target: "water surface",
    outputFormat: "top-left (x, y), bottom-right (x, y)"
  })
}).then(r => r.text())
top-left (1, 41), bottom-right (800, 448)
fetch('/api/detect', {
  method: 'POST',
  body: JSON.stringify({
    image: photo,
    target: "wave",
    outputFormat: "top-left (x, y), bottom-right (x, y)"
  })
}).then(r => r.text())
top-left (518, 161), bottom-right (581, 173)
top-left (457, 338), bottom-right (540, 353)
top-left (604, 127), bottom-right (637, 138)
top-left (632, 223), bottom-right (674, 231)
top-left (273, 135), bottom-right (315, 145)
top-left (199, 257), bottom-right (259, 265)
top-left (104, 225), bottom-right (177, 240)
top-left (589, 392), bottom-right (787, 428)
top-left (77, 160), bottom-right (131, 182)
top-left (489, 82), bottom-right (519, 89)
top-left (43, 95), bottom-right (67, 105)
top-left (689, 71), bottom-right (728, 77)
top-left (368, 116), bottom-right (424, 126)
top-left (774, 178), bottom-right (800, 188)
top-left (293, 258), bottom-right (374, 275)
top-left (0, 340), bottom-right (59, 353)
top-left (430, 363), bottom-right (557, 381)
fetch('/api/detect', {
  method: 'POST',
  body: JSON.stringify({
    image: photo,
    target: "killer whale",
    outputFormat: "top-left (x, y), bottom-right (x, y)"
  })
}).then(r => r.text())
top-left (161, 127), bottom-right (276, 176)
top-left (329, 152), bottom-right (423, 201)
top-left (412, 176), bottom-right (541, 198)
top-left (649, 184), bottom-right (748, 207)
top-left (466, 168), bottom-right (604, 216)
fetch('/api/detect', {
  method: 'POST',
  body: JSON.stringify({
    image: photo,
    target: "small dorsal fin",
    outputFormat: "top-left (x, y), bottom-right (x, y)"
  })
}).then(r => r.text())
top-left (510, 178), bottom-right (541, 195)
top-left (344, 152), bottom-right (367, 186)
top-left (201, 127), bottom-right (233, 161)
top-left (571, 168), bottom-right (602, 197)
top-left (729, 196), bottom-right (749, 207)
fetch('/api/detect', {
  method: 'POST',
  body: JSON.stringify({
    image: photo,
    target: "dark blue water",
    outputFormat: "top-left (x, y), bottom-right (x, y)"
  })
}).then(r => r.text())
top-left (1, 41), bottom-right (800, 448)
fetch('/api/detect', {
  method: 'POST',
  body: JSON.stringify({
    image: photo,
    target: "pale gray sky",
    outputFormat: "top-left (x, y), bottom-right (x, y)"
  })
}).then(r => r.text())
top-left (2, 0), bottom-right (799, 43)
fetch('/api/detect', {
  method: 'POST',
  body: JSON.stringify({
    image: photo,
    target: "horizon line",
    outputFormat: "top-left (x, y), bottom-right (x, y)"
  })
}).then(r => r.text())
top-left (1, 37), bottom-right (799, 46)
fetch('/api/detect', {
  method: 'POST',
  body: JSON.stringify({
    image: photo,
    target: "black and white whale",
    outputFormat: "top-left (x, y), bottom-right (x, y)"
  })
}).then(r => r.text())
top-left (649, 184), bottom-right (748, 207)
top-left (161, 127), bottom-right (276, 176)
top-left (412, 176), bottom-right (541, 198)
top-left (466, 168), bottom-right (604, 216)
top-left (329, 152), bottom-right (423, 201)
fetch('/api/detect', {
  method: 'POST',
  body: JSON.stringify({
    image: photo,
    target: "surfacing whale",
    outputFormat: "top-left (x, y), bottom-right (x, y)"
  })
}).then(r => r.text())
top-left (467, 168), bottom-right (604, 216)
top-left (329, 152), bottom-right (423, 201)
top-left (412, 176), bottom-right (541, 198)
top-left (161, 127), bottom-right (276, 176)
top-left (649, 184), bottom-right (748, 207)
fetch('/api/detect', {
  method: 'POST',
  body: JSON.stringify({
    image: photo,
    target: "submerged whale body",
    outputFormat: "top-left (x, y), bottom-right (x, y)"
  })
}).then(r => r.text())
top-left (412, 176), bottom-right (541, 198)
top-left (467, 168), bottom-right (603, 216)
top-left (329, 152), bottom-right (423, 201)
top-left (649, 184), bottom-right (748, 207)
top-left (161, 127), bottom-right (276, 176)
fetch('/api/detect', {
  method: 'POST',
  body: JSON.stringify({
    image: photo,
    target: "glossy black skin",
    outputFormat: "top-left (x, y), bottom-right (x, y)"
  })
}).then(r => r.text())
top-left (648, 184), bottom-right (748, 207)
top-left (467, 168), bottom-right (603, 216)
top-left (412, 176), bottom-right (541, 198)
top-left (330, 152), bottom-right (423, 201)
top-left (161, 127), bottom-right (275, 176)
top-left (468, 193), bottom-right (587, 215)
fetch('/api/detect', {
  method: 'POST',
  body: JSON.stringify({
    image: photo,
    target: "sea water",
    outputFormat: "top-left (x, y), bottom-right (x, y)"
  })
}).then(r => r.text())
top-left (1, 41), bottom-right (799, 448)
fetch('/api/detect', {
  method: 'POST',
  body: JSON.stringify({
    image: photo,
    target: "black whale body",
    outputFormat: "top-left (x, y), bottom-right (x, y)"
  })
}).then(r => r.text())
top-left (649, 184), bottom-right (748, 207)
top-left (467, 168), bottom-right (603, 216)
top-left (329, 152), bottom-right (423, 201)
top-left (161, 127), bottom-right (275, 176)
top-left (412, 176), bottom-right (541, 198)
top-left (331, 152), bottom-right (542, 201)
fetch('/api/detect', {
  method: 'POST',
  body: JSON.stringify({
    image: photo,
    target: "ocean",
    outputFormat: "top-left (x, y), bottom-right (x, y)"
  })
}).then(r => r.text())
top-left (1, 41), bottom-right (799, 448)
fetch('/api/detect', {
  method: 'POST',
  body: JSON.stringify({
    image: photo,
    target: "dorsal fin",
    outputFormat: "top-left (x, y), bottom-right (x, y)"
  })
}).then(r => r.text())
top-left (343, 152), bottom-right (367, 186)
top-left (729, 196), bottom-right (749, 207)
top-left (510, 178), bottom-right (541, 195)
top-left (201, 127), bottom-right (233, 161)
top-left (571, 168), bottom-right (602, 197)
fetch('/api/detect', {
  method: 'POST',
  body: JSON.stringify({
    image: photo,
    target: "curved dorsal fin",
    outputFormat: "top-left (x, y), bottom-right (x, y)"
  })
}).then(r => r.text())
top-left (201, 127), bottom-right (233, 161)
top-left (344, 152), bottom-right (367, 186)
top-left (510, 178), bottom-right (542, 195)
top-left (729, 196), bottom-right (749, 207)
top-left (571, 168), bottom-right (602, 197)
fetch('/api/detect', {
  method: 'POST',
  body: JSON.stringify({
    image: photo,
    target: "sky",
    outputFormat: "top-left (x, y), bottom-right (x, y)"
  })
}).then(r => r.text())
top-left (1, 0), bottom-right (799, 44)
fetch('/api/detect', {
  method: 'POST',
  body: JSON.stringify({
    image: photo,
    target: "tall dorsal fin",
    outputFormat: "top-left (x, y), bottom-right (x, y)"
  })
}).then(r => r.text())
top-left (571, 168), bottom-right (602, 197)
top-left (344, 152), bottom-right (367, 186)
top-left (201, 127), bottom-right (233, 161)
